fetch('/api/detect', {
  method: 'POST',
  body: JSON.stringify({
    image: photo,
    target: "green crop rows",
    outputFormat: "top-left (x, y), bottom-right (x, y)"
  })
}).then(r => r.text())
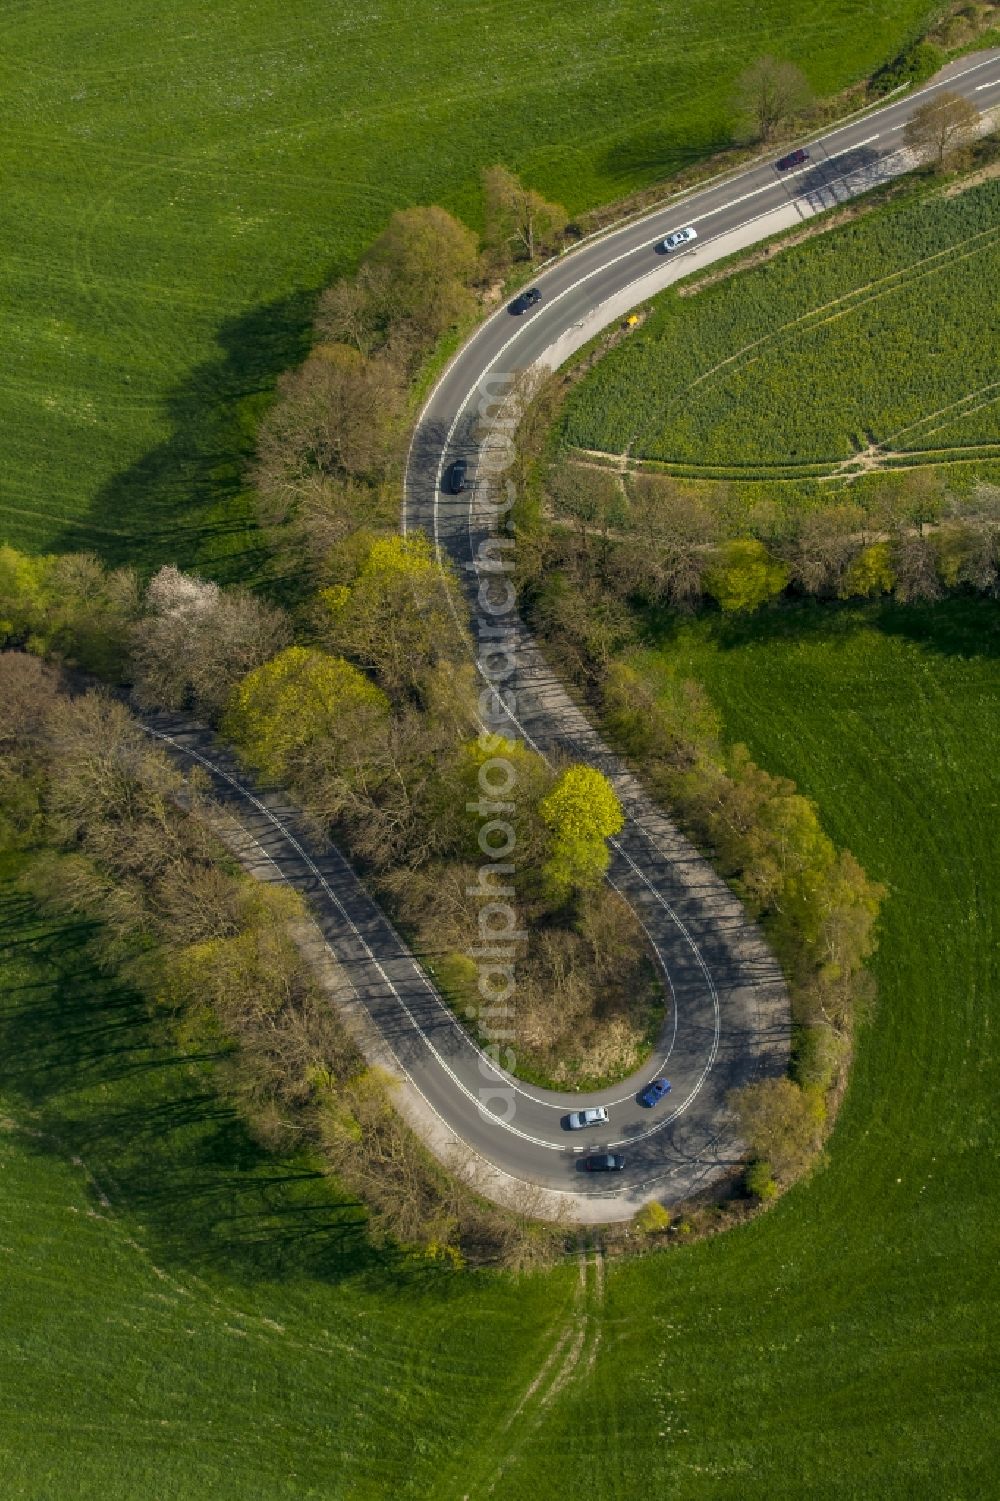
top-left (563, 180), bottom-right (1000, 472)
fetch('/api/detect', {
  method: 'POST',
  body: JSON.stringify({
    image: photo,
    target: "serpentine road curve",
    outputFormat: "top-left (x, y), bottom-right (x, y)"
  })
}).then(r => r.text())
top-left (152, 54), bottom-right (1000, 1219)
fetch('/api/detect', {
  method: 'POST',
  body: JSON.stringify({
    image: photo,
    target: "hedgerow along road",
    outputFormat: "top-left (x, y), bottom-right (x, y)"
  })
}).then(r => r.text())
top-left (154, 53), bottom-right (1000, 1218)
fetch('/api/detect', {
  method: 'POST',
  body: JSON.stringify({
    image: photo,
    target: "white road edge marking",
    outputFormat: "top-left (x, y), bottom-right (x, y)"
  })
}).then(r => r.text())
top-left (141, 725), bottom-right (707, 1162)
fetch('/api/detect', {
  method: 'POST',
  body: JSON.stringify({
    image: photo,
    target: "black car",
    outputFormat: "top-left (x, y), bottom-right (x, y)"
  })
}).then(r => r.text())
top-left (446, 457), bottom-right (468, 494)
top-left (509, 287), bottom-right (542, 315)
top-left (583, 1152), bottom-right (626, 1172)
top-left (776, 148), bottom-right (809, 172)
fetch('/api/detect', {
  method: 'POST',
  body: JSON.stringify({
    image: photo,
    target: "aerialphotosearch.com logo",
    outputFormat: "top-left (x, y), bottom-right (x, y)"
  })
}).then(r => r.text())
top-left (463, 369), bottom-right (531, 1128)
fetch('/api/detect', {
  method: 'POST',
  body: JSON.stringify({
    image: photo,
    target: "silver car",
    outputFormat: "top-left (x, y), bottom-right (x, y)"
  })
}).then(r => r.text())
top-left (566, 1106), bottom-right (610, 1130)
top-left (660, 225), bottom-right (698, 252)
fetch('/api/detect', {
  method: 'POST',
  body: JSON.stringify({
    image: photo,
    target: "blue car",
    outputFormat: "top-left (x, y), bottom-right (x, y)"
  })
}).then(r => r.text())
top-left (638, 1078), bottom-right (671, 1107)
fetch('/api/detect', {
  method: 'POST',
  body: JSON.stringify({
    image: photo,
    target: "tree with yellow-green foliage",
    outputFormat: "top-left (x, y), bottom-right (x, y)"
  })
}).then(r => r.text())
top-left (458, 734), bottom-right (555, 869)
top-left (839, 542), bottom-right (894, 599)
top-left (538, 764), bottom-right (624, 904)
top-left (223, 646), bottom-right (390, 788)
top-left (319, 533), bottom-right (469, 699)
top-left (703, 539), bottom-right (789, 613)
top-left (0, 545), bottom-right (139, 677)
top-left (363, 204), bottom-right (481, 352)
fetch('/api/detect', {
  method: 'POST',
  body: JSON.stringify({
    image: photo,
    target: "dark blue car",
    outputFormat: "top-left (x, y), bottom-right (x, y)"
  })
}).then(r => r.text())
top-left (638, 1078), bottom-right (671, 1107)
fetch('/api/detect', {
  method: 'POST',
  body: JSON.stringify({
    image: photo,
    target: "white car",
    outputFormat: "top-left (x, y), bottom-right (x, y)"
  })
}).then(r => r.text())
top-left (565, 1106), bottom-right (609, 1130)
top-left (660, 226), bottom-right (697, 252)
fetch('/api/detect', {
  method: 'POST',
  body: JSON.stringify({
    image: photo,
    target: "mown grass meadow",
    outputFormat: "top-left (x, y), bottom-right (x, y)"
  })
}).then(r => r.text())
top-left (2, 0), bottom-right (936, 582)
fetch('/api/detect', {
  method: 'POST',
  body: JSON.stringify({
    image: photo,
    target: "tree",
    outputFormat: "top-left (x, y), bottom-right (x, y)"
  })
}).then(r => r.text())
top-left (319, 533), bottom-right (470, 698)
top-left (892, 533), bottom-right (942, 603)
top-left (785, 504), bottom-right (864, 596)
top-left (839, 542), bottom-right (894, 599)
top-left (313, 274), bottom-right (383, 356)
top-left (452, 734), bottom-right (554, 872)
top-left (363, 205), bottom-right (481, 352)
top-left (635, 1201), bottom-right (671, 1234)
top-left (255, 344), bottom-right (403, 488)
top-left (0, 544), bottom-right (46, 644)
top-left (223, 646), bottom-right (391, 788)
top-left (703, 539), bottom-right (789, 613)
top-left (0, 546), bottom-right (139, 677)
top-left (130, 565), bottom-right (291, 719)
top-left (0, 651), bottom-right (60, 759)
top-left (729, 1077), bottom-right (823, 1181)
top-left (934, 521), bottom-right (997, 593)
top-left (904, 90), bottom-right (981, 172)
top-left (538, 764), bottom-right (624, 904)
top-left (602, 660), bottom-right (721, 771)
top-left (734, 56), bottom-right (813, 142)
top-left (576, 883), bottom-right (648, 982)
top-left (532, 570), bottom-right (635, 679)
top-left (0, 652), bottom-right (61, 840)
top-left (620, 474), bottom-right (721, 609)
top-left (814, 849), bottom-right (884, 983)
top-left (42, 690), bottom-right (195, 887)
top-left (482, 165), bottom-right (568, 264)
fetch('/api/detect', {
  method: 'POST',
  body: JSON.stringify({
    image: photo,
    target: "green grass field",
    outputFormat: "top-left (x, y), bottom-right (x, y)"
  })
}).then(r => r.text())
top-left (3, 597), bottom-right (996, 1497)
top-left (2, 0), bottom-right (936, 583)
top-left (562, 178), bottom-right (1000, 478)
top-left (0, 856), bottom-right (579, 1499)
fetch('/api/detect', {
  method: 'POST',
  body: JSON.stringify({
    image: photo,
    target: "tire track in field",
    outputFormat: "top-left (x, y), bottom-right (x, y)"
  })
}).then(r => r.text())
top-left (476, 1245), bottom-right (607, 1498)
top-left (678, 225), bottom-right (998, 400)
top-left (884, 381), bottom-right (1000, 451)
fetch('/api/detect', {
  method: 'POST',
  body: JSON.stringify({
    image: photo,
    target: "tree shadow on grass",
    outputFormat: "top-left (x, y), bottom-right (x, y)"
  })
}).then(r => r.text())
top-left (642, 594), bottom-right (1000, 660)
top-left (600, 126), bottom-right (732, 189)
top-left (52, 293), bottom-right (317, 601)
top-left (0, 882), bottom-right (438, 1291)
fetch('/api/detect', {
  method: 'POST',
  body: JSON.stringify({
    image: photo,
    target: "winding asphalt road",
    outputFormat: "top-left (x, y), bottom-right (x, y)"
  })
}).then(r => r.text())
top-left (152, 54), bottom-right (1000, 1212)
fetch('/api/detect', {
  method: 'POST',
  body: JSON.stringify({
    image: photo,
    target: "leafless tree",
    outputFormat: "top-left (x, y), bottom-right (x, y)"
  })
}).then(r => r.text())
top-left (783, 504), bottom-right (864, 595)
top-left (0, 652), bottom-right (61, 759)
top-left (256, 345), bottom-right (404, 489)
top-left (892, 532), bottom-right (942, 602)
top-left (904, 91), bottom-right (981, 172)
top-left (735, 56), bottom-right (814, 142)
top-left (129, 565), bottom-right (291, 719)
